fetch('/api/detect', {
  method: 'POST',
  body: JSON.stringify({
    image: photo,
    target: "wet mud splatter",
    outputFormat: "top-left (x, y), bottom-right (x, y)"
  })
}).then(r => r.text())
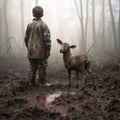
top-left (0, 63), bottom-right (120, 120)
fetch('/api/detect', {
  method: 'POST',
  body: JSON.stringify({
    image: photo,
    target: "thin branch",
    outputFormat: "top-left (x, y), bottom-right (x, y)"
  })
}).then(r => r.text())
top-left (86, 43), bottom-right (94, 55)
top-left (0, 39), bottom-right (10, 50)
top-left (0, 46), bottom-right (11, 59)
top-left (8, 37), bottom-right (22, 53)
top-left (104, 51), bottom-right (120, 58)
top-left (74, 0), bottom-right (81, 21)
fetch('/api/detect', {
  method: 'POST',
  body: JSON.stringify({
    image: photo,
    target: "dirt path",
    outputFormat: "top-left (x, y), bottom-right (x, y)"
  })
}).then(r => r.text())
top-left (0, 64), bottom-right (120, 120)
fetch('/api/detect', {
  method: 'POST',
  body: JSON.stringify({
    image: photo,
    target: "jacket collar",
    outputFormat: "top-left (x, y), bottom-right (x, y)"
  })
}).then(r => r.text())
top-left (33, 18), bottom-right (42, 21)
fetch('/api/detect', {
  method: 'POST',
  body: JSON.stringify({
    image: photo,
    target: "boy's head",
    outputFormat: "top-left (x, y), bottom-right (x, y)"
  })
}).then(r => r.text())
top-left (32, 6), bottom-right (44, 18)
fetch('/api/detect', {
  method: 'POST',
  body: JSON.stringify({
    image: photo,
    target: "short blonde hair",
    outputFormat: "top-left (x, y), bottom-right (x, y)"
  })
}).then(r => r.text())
top-left (32, 6), bottom-right (43, 18)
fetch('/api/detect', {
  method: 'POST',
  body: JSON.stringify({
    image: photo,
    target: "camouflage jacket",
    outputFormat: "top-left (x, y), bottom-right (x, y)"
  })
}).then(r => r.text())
top-left (24, 18), bottom-right (51, 59)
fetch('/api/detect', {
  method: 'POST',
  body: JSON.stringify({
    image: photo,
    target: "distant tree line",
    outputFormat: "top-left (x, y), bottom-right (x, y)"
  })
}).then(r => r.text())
top-left (0, 0), bottom-right (119, 59)
top-left (73, 0), bottom-right (120, 55)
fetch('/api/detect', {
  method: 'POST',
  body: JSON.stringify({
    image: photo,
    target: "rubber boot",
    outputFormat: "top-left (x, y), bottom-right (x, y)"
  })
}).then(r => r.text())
top-left (38, 70), bottom-right (46, 86)
top-left (28, 71), bottom-right (36, 86)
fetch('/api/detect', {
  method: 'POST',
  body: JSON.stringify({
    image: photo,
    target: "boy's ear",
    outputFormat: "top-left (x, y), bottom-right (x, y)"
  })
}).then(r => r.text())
top-left (70, 45), bottom-right (77, 49)
top-left (57, 39), bottom-right (63, 45)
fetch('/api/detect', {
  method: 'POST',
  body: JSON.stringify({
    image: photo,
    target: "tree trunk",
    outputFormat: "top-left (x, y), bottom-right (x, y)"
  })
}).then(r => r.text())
top-left (108, 0), bottom-right (117, 50)
top-left (80, 0), bottom-right (86, 53)
top-left (118, 0), bottom-right (120, 50)
top-left (35, 0), bottom-right (38, 6)
top-left (74, 0), bottom-right (86, 53)
top-left (3, 0), bottom-right (10, 52)
top-left (20, 0), bottom-right (25, 52)
top-left (0, 9), bottom-right (1, 46)
top-left (92, 0), bottom-right (96, 54)
top-left (102, 0), bottom-right (105, 51)
top-left (85, 0), bottom-right (89, 53)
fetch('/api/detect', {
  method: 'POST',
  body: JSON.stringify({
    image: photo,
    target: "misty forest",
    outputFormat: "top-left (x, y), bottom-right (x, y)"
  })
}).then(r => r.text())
top-left (0, 0), bottom-right (120, 120)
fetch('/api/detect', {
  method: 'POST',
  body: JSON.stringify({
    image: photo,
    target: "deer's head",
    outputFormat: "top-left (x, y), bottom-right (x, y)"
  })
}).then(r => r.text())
top-left (57, 39), bottom-right (76, 53)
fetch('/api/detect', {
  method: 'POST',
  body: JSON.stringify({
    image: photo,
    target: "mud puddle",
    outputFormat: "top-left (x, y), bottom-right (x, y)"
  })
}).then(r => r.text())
top-left (46, 91), bottom-right (76, 104)
top-left (46, 92), bottom-right (62, 104)
top-left (46, 91), bottom-right (77, 116)
top-left (0, 62), bottom-right (120, 120)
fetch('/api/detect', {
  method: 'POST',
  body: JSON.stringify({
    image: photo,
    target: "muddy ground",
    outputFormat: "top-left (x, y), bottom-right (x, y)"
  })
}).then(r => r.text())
top-left (0, 60), bottom-right (120, 120)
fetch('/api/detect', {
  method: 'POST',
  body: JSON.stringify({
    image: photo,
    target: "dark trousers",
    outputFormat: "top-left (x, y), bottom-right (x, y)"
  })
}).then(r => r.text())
top-left (28, 58), bottom-right (47, 85)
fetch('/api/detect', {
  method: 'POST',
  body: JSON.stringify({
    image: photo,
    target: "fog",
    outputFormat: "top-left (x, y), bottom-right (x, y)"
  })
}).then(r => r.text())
top-left (0, 0), bottom-right (120, 68)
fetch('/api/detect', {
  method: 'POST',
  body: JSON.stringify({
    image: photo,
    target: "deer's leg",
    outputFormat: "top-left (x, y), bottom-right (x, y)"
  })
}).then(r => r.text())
top-left (80, 65), bottom-right (89, 89)
top-left (68, 69), bottom-right (71, 86)
top-left (84, 75), bottom-right (88, 87)
top-left (85, 60), bottom-right (92, 74)
top-left (81, 65), bottom-right (88, 76)
top-left (90, 74), bottom-right (96, 90)
top-left (76, 71), bottom-right (79, 88)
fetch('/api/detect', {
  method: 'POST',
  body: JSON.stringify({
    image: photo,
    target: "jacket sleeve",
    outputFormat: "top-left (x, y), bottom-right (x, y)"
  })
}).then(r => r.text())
top-left (42, 23), bottom-right (51, 52)
top-left (24, 24), bottom-right (30, 48)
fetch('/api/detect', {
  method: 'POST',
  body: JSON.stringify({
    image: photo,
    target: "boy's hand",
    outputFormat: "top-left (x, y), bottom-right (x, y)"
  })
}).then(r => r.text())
top-left (45, 52), bottom-right (50, 59)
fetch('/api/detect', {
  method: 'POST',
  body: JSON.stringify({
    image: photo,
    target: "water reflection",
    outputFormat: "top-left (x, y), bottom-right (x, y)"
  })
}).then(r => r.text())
top-left (46, 92), bottom-right (62, 104)
top-left (46, 83), bottom-right (51, 86)
top-left (46, 91), bottom-right (76, 104)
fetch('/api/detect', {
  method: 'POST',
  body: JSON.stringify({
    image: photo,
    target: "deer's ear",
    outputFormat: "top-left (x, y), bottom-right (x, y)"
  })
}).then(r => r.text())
top-left (57, 39), bottom-right (63, 45)
top-left (70, 45), bottom-right (76, 49)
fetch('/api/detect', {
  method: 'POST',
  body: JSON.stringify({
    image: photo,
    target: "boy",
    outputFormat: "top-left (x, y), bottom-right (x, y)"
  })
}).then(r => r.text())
top-left (24, 6), bottom-right (51, 86)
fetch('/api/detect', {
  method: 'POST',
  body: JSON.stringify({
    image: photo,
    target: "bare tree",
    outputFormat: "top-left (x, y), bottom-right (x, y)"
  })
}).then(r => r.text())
top-left (74, 0), bottom-right (86, 53)
top-left (20, 0), bottom-right (24, 51)
top-left (92, 0), bottom-right (96, 53)
top-left (108, 0), bottom-right (117, 50)
top-left (102, 0), bottom-right (105, 51)
top-left (0, 8), bottom-right (1, 46)
top-left (96, 0), bottom-right (105, 53)
top-left (17, 0), bottom-right (25, 53)
top-left (85, 0), bottom-right (89, 52)
top-left (79, 0), bottom-right (86, 53)
top-left (118, 0), bottom-right (120, 49)
top-left (35, 0), bottom-right (39, 6)
top-left (3, 0), bottom-right (11, 51)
